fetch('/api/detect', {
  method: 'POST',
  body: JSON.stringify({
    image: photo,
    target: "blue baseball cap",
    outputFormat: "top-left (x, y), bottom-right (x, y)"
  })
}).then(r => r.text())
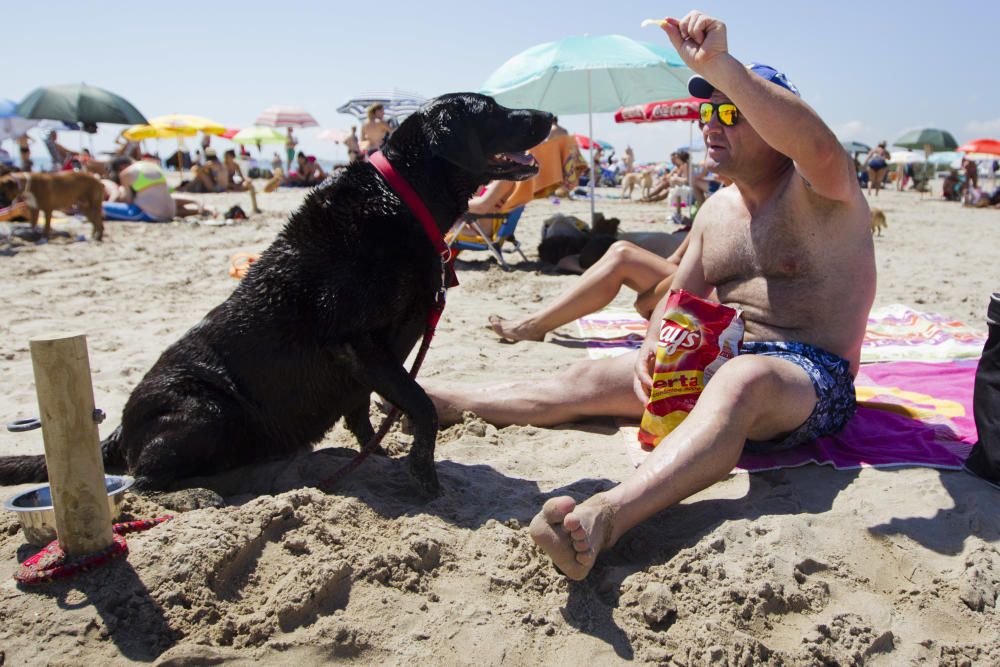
top-left (688, 63), bottom-right (800, 99)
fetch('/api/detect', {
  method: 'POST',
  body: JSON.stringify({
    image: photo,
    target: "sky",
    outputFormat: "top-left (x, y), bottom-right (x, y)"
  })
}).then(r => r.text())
top-left (6, 1), bottom-right (999, 165)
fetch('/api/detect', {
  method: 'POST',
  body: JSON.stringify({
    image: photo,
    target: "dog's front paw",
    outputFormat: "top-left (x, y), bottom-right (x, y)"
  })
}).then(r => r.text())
top-left (149, 487), bottom-right (226, 512)
top-left (408, 456), bottom-right (441, 498)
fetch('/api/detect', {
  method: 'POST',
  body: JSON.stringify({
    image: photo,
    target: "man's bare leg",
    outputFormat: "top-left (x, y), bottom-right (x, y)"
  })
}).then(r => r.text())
top-left (425, 352), bottom-right (643, 427)
top-left (489, 242), bottom-right (673, 342)
top-left (530, 354), bottom-right (818, 580)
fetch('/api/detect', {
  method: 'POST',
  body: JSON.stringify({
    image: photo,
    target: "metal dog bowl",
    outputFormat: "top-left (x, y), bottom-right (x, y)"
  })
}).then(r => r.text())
top-left (4, 475), bottom-right (134, 546)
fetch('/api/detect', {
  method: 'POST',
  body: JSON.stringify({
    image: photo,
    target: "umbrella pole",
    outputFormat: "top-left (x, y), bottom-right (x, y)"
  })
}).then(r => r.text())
top-left (688, 121), bottom-right (694, 197)
top-left (587, 70), bottom-right (595, 223)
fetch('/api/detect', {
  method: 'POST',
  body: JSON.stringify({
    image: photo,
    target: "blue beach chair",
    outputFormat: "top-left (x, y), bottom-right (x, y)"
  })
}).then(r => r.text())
top-left (447, 206), bottom-right (527, 270)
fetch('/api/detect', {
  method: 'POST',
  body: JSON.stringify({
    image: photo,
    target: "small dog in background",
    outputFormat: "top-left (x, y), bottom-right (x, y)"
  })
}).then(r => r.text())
top-left (0, 171), bottom-right (105, 240)
top-left (620, 170), bottom-right (653, 200)
top-left (870, 208), bottom-right (887, 236)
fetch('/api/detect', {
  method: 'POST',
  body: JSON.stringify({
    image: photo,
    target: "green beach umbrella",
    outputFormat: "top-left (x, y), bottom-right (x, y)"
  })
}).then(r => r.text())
top-left (231, 126), bottom-right (287, 145)
top-left (892, 128), bottom-right (958, 152)
top-left (16, 83), bottom-right (147, 125)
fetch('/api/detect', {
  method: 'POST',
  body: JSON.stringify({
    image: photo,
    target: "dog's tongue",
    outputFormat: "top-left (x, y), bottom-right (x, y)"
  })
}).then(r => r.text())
top-left (502, 151), bottom-right (536, 166)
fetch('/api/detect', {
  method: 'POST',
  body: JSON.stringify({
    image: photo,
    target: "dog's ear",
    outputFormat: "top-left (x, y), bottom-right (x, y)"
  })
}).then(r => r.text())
top-left (426, 113), bottom-right (488, 174)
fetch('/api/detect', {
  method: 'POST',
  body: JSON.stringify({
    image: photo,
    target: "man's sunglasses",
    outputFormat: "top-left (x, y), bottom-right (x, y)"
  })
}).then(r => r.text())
top-left (698, 102), bottom-right (740, 127)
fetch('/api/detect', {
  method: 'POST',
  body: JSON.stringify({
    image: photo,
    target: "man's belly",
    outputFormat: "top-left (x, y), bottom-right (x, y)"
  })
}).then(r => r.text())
top-left (720, 282), bottom-right (868, 372)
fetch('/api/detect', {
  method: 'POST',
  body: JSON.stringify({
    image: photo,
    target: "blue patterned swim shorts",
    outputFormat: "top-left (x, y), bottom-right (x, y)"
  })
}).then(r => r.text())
top-left (742, 341), bottom-right (856, 453)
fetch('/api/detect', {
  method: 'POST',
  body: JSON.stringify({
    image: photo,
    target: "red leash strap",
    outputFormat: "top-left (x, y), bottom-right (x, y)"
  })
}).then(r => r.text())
top-left (368, 151), bottom-right (458, 289)
top-left (320, 152), bottom-right (457, 490)
top-left (318, 318), bottom-right (439, 491)
top-left (14, 516), bottom-right (173, 585)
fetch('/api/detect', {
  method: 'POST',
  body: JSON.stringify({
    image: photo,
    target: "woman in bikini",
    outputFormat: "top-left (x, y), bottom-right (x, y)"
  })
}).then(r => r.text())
top-left (865, 141), bottom-right (891, 196)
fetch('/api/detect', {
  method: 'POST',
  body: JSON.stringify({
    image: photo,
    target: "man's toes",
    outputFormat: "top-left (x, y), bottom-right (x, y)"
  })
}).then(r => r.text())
top-left (539, 496), bottom-right (577, 524)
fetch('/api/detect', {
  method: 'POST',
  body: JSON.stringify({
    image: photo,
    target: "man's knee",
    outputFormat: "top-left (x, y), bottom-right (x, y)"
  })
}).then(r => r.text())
top-left (701, 355), bottom-right (792, 408)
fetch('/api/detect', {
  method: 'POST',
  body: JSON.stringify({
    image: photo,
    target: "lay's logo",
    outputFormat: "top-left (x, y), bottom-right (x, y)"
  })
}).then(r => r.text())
top-left (659, 321), bottom-right (700, 355)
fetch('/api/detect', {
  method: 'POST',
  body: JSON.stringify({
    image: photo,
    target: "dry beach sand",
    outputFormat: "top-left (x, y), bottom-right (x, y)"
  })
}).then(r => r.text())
top-left (0, 183), bottom-right (999, 665)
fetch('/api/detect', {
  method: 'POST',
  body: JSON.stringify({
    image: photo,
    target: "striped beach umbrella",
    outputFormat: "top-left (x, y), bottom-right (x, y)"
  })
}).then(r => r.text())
top-left (254, 106), bottom-right (318, 128)
top-left (336, 90), bottom-right (426, 124)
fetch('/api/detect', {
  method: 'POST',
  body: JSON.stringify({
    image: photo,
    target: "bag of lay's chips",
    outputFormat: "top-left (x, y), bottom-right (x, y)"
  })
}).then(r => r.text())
top-left (638, 290), bottom-right (744, 448)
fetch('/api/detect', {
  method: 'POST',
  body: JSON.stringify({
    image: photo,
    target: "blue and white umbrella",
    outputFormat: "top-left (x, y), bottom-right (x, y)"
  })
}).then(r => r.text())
top-left (0, 98), bottom-right (39, 141)
top-left (926, 151), bottom-right (963, 167)
top-left (336, 89), bottom-right (426, 127)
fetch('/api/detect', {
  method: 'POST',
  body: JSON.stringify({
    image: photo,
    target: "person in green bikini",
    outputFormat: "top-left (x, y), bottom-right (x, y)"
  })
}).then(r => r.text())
top-left (105, 157), bottom-right (205, 220)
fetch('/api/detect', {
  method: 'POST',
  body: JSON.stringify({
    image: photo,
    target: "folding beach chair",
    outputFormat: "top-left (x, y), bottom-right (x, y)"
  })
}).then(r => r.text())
top-left (447, 206), bottom-right (527, 270)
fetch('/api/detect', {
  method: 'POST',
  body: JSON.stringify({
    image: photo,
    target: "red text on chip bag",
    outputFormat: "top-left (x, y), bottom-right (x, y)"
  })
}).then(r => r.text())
top-left (638, 290), bottom-right (744, 448)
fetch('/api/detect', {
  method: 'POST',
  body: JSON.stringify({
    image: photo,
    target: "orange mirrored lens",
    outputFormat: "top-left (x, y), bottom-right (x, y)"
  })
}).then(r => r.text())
top-left (718, 104), bottom-right (738, 126)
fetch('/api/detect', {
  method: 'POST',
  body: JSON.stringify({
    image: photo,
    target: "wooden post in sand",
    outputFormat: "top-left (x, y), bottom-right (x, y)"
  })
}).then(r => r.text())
top-left (248, 182), bottom-right (261, 214)
top-left (29, 334), bottom-right (113, 556)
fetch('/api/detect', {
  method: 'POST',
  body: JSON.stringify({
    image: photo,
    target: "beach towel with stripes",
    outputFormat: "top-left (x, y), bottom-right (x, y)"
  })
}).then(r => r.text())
top-left (576, 304), bottom-right (987, 362)
top-left (573, 304), bottom-right (984, 472)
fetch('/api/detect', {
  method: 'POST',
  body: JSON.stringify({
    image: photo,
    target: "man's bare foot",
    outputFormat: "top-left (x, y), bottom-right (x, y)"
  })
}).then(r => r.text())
top-left (487, 314), bottom-right (545, 342)
top-left (529, 494), bottom-right (615, 580)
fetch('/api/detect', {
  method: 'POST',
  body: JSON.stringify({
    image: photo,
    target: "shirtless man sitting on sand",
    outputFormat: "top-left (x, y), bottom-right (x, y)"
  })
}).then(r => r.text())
top-left (360, 103), bottom-right (393, 155)
top-left (424, 11), bottom-right (875, 580)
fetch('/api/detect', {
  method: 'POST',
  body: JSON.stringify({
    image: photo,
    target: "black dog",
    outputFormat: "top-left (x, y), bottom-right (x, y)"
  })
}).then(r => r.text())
top-left (0, 94), bottom-right (552, 496)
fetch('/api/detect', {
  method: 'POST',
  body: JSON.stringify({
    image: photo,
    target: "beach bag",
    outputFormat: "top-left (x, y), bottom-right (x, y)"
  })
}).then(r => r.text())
top-left (541, 213), bottom-right (589, 240)
top-left (965, 293), bottom-right (1000, 485)
top-left (638, 290), bottom-right (744, 447)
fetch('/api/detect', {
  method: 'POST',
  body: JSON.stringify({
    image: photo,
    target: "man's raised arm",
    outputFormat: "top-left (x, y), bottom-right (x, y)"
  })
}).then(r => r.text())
top-left (660, 12), bottom-right (857, 203)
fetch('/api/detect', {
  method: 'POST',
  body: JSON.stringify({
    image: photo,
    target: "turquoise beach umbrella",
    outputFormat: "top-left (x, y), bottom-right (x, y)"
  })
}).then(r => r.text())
top-left (926, 151), bottom-right (962, 166)
top-left (480, 34), bottom-right (693, 220)
top-left (479, 35), bottom-right (691, 114)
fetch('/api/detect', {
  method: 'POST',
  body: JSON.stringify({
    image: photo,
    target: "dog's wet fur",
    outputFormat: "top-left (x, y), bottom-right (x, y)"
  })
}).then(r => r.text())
top-left (0, 94), bottom-right (552, 497)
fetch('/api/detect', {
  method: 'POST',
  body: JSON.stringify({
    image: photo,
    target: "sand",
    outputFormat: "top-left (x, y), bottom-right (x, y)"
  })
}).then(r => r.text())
top-left (1, 183), bottom-right (999, 665)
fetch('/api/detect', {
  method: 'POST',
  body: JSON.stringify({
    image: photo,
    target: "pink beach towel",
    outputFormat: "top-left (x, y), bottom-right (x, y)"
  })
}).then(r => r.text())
top-left (578, 305), bottom-right (983, 472)
top-left (620, 359), bottom-right (979, 472)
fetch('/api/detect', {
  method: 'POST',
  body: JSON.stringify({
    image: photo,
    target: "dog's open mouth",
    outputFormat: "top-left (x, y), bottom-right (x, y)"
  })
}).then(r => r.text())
top-left (488, 151), bottom-right (539, 180)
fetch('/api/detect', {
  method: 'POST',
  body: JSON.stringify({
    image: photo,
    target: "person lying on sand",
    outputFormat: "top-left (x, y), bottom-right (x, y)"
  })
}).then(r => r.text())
top-left (488, 234), bottom-right (690, 342)
top-left (105, 156), bottom-right (208, 219)
top-left (425, 11), bottom-right (875, 580)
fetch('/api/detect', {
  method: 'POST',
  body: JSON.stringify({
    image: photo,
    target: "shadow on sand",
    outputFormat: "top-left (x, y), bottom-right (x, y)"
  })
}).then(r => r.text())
top-left (14, 551), bottom-right (176, 662)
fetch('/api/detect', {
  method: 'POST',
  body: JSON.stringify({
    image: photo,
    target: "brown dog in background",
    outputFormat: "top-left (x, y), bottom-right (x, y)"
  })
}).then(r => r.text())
top-left (621, 170), bottom-right (653, 200)
top-left (0, 171), bottom-right (105, 240)
top-left (870, 208), bottom-right (887, 236)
